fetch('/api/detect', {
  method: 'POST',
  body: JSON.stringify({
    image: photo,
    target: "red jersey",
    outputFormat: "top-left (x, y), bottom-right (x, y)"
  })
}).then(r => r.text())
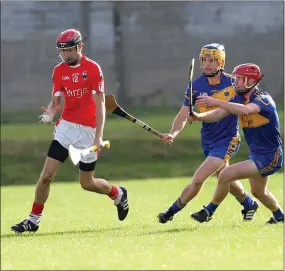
top-left (52, 54), bottom-right (104, 128)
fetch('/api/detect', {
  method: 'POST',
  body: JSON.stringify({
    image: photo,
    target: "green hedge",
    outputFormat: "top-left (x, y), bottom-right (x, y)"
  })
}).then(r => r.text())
top-left (1, 108), bottom-right (283, 185)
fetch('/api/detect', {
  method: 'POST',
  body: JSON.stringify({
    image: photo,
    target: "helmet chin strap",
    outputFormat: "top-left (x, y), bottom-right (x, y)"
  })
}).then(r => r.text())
top-left (236, 74), bottom-right (264, 96)
top-left (203, 69), bottom-right (222, 78)
top-left (236, 88), bottom-right (251, 96)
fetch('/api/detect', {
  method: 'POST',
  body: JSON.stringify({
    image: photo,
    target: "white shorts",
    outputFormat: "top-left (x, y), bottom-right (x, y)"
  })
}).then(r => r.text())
top-left (54, 119), bottom-right (97, 163)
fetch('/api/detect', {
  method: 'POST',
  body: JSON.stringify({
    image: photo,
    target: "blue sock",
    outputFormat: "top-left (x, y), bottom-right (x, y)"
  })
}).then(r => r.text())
top-left (273, 209), bottom-right (284, 220)
top-left (168, 198), bottom-right (186, 215)
top-left (241, 194), bottom-right (254, 210)
top-left (205, 202), bottom-right (219, 214)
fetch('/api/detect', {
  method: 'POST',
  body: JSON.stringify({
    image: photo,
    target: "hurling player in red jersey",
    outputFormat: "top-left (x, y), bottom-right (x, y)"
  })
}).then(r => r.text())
top-left (11, 29), bottom-right (129, 234)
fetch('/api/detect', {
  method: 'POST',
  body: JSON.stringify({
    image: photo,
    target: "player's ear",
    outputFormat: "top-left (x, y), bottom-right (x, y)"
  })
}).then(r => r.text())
top-left (78, 43), bottom-right (83, 52)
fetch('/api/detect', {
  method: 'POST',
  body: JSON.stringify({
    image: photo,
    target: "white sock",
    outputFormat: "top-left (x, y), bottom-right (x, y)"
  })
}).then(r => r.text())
top-left (28, 214), bottom-right (41, 225)
top-left (114, 188), bottom-right (123, 205)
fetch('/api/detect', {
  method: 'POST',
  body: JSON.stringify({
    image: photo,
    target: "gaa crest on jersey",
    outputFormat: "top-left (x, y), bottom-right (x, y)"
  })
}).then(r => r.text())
top-left (82, 71), bottom-right (88, 80)
top-left (224, 91), bottom-right (229, 97)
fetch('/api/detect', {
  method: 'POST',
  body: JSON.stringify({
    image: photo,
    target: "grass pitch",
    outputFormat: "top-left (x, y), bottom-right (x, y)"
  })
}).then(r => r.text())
top-left (1, 174), bottom-right (283, 270)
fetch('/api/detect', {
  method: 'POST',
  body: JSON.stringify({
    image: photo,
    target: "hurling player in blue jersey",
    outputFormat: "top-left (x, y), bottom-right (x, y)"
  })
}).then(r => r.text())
top-left (158, 44), bottom-right (258, 224)
top-left (191, 63), bottom-right (284, 224)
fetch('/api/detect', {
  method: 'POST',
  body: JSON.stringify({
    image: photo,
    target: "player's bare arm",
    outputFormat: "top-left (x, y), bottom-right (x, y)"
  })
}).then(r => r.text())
top-left (170, 105), bottom-right (189, 137)
top-left (161, 105), bottom-right (189, 144)
top-left (190, 108), bottom-right (229, 123)
top-left (39, 95), bottom-right (61, 124)
top-left (196, 96), bottom-right (260, 116)
top-left (93, 93), bottom-right (106, 147)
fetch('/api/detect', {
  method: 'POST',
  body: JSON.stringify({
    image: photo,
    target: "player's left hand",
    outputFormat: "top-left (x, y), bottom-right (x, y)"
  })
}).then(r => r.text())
top-left (93, 137), bottom-right (104, 151)
top-left (196, 96), bottom-right (217, 108)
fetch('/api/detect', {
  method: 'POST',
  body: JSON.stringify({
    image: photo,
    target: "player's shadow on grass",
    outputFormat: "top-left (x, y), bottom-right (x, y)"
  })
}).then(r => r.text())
top-left (139, 225), bottom-right (200, 236)
top-left (1, 226), bottom-right (122, 239)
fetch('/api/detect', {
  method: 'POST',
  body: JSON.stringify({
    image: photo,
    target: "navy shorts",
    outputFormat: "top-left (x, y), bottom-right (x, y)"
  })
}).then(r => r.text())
top-left (202, 136), bottom-right (240, 162)
top-left (249, 147), bottom-right (283, 177)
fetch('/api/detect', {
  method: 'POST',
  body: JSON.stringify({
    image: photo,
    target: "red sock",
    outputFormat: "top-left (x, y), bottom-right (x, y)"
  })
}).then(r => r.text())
top-left (108, 186), bottom-right (119, 200)
top-left (30, 202), bottom-right (44, 216)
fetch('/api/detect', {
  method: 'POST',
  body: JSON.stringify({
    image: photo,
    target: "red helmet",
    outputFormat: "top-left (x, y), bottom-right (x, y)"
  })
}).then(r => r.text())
top-left (231, 63), bottom-right (264, 94)
top-left (56, 29), bottom-right (82, 49)
top-left (56, 29), bottom-right (83, 65)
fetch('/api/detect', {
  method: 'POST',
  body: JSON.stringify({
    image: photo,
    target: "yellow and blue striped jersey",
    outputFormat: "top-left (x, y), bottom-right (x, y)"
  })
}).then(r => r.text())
top-left (184, 72), bottom-right (239, 144)
top-left (231, 89), bottom-right (282, 154)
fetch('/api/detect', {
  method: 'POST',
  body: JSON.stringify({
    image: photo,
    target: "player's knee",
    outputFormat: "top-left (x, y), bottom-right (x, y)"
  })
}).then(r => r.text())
top-left (79, 165), bottom-right (95, 191)
top-left (215, 171), bottom-right (220, 178)
top-left (80, 179), bottom-right (91, 191)
top-left (215, 160), bottom-right (228, 177)
top-left (79, 175), bottom-right (95, 191)
top-left (215, 165), bottom-right (226, 178)
top-left (80, 183), bottom-right (90, 191)
top-left (218, 168), bottom-right (231, 184)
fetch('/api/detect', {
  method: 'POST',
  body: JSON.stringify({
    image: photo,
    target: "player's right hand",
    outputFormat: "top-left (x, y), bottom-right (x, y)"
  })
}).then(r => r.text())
top-left (160, 133), bottom-right (174, 145)
top-left (39, 106), bottom-right (53, 124)
top-left (188, 112), bottom-right (201, 123)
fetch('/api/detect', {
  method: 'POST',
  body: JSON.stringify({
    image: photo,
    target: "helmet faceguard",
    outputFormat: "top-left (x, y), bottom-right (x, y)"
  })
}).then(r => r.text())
top-left (231, 63), bottom-right (264, 95)
top-left (200, 43), bottom-right (226, 77)
top-left (56, 29), bottom-right (84, 66)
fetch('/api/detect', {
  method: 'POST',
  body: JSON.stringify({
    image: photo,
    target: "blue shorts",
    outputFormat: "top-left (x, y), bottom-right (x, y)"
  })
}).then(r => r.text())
top-left (202, 136), bottom-right (240, 162)
top-left (249, 147), bottom-right (283, 177)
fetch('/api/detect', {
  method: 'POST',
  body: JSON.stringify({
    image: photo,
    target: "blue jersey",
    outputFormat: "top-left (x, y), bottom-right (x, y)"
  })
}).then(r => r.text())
top-left (184, 72), bottom-right (239, 144)
top-left (231, 89), bottom-right (282, 154)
